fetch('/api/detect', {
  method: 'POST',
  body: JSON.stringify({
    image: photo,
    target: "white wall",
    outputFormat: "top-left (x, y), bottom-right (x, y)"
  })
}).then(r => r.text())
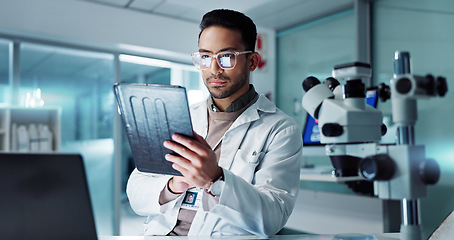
top-left (0, 0), bottom-right (276, 97)
top-left (252, 28), bottom-right (277, 101)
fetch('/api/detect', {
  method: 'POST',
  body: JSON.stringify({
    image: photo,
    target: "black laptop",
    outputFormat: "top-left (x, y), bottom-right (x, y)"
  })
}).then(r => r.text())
top-left (0, 153), bottom-right (98, 240)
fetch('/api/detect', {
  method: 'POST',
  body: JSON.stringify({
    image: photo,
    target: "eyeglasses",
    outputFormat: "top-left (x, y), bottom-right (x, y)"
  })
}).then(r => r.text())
top-left (191, 51), bottom-right (252, 70)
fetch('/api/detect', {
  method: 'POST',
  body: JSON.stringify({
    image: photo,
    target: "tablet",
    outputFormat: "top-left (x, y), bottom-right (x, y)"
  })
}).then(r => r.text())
top-left (114, 83), bottom-right (194, 175)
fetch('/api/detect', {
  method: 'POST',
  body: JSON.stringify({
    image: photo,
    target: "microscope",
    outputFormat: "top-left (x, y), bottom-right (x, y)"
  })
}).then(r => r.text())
top-left (301, 51), bottom-right (447, 240)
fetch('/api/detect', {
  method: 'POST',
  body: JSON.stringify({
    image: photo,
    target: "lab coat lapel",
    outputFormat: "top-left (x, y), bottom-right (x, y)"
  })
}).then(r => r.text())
top-left (191, 95), bottom-right (275, 170)
top-left (218, 102), bottom-right (261, 170)
top-left (190, 100), bottom-right (208, 138)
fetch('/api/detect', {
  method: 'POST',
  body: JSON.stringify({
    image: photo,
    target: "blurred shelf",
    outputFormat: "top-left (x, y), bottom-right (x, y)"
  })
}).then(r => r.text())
top-left (302, 145), bottom-right (326, 156)
top-left (0, 106), bottom-right (61, 152)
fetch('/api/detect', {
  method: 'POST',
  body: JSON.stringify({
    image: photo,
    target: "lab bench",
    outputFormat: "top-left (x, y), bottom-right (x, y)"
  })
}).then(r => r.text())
top-left (290, 152), bottom-right (401, 235)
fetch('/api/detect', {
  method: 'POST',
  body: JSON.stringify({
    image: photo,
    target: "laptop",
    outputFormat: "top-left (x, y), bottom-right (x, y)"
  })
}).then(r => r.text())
top-left (114, 83), bottom-right (194, 176)
top-left (0, 153), bottom-right (98, 240)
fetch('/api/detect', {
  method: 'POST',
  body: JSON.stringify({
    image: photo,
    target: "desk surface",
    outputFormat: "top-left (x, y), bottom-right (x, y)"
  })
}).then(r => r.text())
top-left (98, 233), bottom-right (400, 240)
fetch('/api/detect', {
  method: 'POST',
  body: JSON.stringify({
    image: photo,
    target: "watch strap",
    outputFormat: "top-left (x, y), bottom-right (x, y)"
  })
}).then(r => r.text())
top-left (206, 169), bottom-right (224, 196)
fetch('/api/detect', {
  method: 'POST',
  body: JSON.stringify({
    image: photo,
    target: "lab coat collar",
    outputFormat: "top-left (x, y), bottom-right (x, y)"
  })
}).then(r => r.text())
top-left (190, 94), bottom-right (276, 139)
top-left (229, 94), bottom-right (276, 130)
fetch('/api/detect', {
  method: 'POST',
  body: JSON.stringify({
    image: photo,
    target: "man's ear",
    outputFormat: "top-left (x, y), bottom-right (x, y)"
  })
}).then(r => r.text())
top-left (249, 52), bottom-right (261, 72)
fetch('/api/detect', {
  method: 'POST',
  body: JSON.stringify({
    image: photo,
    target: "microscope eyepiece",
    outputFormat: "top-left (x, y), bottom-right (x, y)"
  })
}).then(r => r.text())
top-left (302, 76), bottom-right (321, 92)
top-left (324, 77), bottom-right (340, 92)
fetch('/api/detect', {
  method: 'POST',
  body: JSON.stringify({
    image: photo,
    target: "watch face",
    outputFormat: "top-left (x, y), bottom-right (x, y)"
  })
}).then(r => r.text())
top-left (211, 180), bottom-right (225, 196)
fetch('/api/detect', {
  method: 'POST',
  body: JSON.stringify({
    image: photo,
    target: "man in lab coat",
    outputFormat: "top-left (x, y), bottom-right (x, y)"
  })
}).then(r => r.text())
top-left (126, 9), bottom-right (303, 237)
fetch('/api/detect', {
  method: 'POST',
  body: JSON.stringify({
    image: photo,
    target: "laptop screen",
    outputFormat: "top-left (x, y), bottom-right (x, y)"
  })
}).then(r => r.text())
top-left (0, 153), bottom-right (98, 240)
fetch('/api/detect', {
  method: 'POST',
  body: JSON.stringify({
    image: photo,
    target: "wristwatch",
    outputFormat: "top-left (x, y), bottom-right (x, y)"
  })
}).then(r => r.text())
top-left (206, 173), bottom-right (225, 196)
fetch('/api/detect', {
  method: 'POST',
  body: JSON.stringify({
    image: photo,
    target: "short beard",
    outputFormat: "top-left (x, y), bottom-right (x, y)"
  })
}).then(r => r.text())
top-left (206, 74), bottom-right (248, 99)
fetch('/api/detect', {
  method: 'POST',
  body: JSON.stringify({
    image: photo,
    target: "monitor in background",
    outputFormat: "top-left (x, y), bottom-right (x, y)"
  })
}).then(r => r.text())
top-left (302, 88), bottom-right (379, 146)
top-left (302, 114), bottom-right (321, 146)
top-left (0, 153), bottom-right (98, 240)
top-left (365, 88), bottom-right (379, 108)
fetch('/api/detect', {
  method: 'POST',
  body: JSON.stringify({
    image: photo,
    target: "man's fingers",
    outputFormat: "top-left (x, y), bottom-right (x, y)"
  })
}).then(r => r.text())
top-left (171, 134), bottom-right (210, 157)
top-left (163, 140), bottom-right (198, 162)
top-left (163, 133), bottom-right (219, 189)
top-left (165, 153), bottom-right (192, 171)
top-left (164, 137), bottom-right (210, 168)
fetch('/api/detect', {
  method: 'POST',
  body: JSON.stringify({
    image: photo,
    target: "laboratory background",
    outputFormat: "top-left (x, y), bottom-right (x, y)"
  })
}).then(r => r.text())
top-left (0, 0), bottom-right (453, 239)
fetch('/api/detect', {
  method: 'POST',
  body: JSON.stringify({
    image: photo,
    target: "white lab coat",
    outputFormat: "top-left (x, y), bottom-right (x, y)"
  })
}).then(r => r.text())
top-left (126, 94), bottom-right (303, 237)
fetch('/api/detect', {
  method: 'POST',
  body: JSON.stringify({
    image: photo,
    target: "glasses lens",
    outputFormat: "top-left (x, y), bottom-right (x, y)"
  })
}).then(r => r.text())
top-left (192, 52), bottom-right (241, 70)
top-left (217, 53), bottom-right (235, 69)
top-left (192, 53), bottom-right (211, 70)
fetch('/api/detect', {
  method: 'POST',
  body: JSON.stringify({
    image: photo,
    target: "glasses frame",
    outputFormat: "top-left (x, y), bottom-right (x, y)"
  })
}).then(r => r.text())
top-left (191, 51), bottom-right (253, 70)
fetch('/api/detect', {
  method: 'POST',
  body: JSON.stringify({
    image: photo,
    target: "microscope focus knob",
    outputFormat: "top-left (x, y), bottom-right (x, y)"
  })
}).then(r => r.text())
top-left (360, 154), bottom-right (396, 181)
top-left (377, 83), bottom-right (391, 102)
top-left (302, 76), bottom-right (321, 92)
top-left (425, 74), bottom-right (436, 95)
top-left (395, 77), bottom-right (412, 94)
top-left (322, 123), bottom-right (343, 137)
top-left (381, 124), bottom-right (388, 136)
top-left (419, 159), bottom-right (440, 185)
top-left (436, 76), bottom-right (448, 97)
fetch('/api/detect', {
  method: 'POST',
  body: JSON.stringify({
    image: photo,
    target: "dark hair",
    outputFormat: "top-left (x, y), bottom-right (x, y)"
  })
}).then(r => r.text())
top-left (199, 9), bottom-right (257, 51)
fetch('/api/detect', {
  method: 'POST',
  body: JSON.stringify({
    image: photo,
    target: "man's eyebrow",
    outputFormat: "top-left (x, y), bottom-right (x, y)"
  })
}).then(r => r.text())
top-left (198, 47), bottom-right (239, 53)
top-left (219, 47), bottom-right (238, 52)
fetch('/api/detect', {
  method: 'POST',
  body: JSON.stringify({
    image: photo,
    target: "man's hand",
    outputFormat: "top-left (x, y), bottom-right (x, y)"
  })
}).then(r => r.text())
top-left (163, 132), bottom-right (222, 190)
top-left (167, 176), bottom-right (195, 194)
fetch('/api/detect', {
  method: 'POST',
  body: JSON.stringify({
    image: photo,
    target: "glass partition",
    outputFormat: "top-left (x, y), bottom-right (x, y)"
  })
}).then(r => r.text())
top-left (19, 42), bottom-right (116, 235)
top-left (171, 67), bottom-right (208, 105)
top-left (0, 39), bottom-right (10, 104)
top-left (2, 38), bottom-right (207, 236)
top-left (276, 10), bottom-right (355, 171)
top-left (276, 10), bottom-right (355, 130)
